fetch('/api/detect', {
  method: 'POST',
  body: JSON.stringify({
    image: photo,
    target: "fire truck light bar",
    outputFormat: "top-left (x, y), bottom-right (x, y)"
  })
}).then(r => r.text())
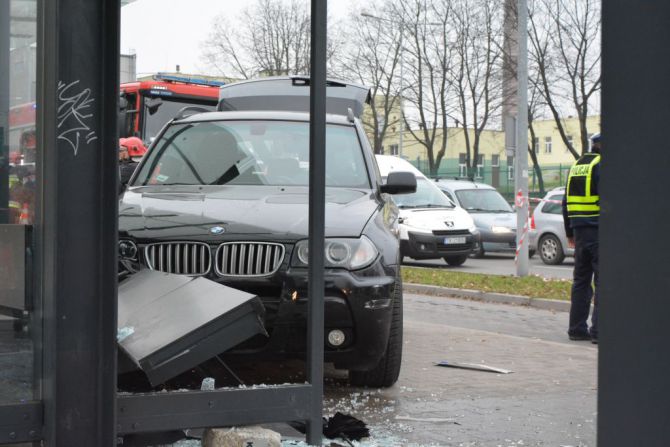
top-left (153, 73), bottom-right (226, 88)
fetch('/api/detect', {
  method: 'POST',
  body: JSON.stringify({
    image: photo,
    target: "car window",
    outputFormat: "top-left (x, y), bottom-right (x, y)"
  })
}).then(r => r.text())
top-left (388, 177), bottom-right (454, 209)
top-left (455, 189), bottom-right (513, 212)
top-left (541, 194), bottom-right (564, 214)
top-left (132, 120), bottom-right (371, 188)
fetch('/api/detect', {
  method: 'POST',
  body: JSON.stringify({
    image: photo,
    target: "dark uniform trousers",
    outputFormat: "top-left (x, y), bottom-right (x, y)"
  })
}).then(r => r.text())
top-left (569, 226), bottom-right (599, 337)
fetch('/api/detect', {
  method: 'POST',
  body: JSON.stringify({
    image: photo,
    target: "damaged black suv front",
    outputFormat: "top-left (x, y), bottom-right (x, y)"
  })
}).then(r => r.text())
top-left (118, 105), bottom-right (415, 387)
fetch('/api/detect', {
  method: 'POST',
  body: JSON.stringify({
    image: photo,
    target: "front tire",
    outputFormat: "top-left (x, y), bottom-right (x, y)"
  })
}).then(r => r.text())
top-left (349, 276), bottom-right (403, 388)
top-left (539, 234), bottom-right (565, 265)
top-left (444, 255), bottom-right (468, 266)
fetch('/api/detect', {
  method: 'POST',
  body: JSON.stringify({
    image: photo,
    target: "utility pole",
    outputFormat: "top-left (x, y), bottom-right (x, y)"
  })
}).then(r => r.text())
top-left (398, 28), bottom-right (404, 158)
top-left (515, 0), bottom-right (529, 276)
top-left (504, 0), bottom-right (529, 276)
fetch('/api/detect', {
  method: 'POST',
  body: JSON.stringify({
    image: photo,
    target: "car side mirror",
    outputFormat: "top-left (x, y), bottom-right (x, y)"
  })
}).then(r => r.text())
top-left (380, 171), bottom-right (417, 195)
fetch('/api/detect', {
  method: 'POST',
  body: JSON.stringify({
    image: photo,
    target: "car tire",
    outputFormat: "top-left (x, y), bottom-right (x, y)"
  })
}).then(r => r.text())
top-left (444, 255), bottom-right (468, 266)
top-left (539, 234), bottom-right (565, 265)
top-left (349, 276), bottom-right (403, 388)
top-left (529, 249), bottom-right (536, 258)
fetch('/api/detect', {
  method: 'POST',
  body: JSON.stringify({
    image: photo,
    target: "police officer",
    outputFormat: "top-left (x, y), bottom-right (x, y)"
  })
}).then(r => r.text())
top-left (562, 133), bottom-right (601, 344)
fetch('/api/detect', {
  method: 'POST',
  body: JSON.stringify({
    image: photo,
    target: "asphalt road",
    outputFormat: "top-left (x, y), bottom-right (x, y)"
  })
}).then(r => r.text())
top-left (404, 253), bottom-right (575, 280)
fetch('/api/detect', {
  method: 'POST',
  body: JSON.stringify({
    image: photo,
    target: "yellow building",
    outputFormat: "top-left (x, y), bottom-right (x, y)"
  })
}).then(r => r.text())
top-left (368, 113), bottom-right (600, 192)
top-left (529, 115), bottom-right (601, 165)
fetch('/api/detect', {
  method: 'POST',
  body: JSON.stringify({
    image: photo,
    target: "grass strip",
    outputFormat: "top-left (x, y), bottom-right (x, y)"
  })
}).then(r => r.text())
top-left (401, 266), bottom-right (572, 301)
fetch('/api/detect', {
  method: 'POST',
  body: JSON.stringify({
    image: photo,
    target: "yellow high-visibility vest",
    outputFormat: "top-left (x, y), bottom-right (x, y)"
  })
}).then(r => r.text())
top-left (566, 153), bottom-right (600, 218)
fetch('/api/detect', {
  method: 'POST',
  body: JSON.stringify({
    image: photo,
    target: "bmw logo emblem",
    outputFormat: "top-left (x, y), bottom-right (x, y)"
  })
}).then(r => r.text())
top-left (210, 226), bottom-right (225, 234)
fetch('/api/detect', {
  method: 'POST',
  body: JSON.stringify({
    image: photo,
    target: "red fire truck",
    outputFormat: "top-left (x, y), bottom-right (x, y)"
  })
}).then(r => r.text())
top-left (6, 73), bottom-right (224, 224)
top-left (118, 73), bottom-right (224, 159)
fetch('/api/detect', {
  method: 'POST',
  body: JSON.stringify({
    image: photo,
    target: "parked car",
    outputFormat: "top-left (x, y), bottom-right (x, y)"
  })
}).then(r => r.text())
top-left (118, 77), bottom-right (416, 388)
top-left (529, 187), bottom-right (575, 265)
top-left (375, 156), bottom-right (478, 267)
top-left (434, 179), bottom-right (530, 258)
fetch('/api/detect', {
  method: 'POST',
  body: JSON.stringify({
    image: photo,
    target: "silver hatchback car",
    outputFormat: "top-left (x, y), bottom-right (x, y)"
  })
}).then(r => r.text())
top-left (529, 187), bottom-right (575, 265)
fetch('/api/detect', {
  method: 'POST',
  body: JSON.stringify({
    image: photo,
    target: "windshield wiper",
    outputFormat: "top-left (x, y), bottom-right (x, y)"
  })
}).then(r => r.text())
top-left (417, 204), bottom-right (454, 209)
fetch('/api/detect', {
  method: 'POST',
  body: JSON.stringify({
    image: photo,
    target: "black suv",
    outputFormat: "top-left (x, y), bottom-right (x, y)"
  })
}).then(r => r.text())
top-left (118, 78), bottom-right (415, 387)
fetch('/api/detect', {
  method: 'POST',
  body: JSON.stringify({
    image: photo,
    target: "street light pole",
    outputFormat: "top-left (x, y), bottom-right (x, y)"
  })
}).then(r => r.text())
top-left (515, 0), bottom-right (530, 276)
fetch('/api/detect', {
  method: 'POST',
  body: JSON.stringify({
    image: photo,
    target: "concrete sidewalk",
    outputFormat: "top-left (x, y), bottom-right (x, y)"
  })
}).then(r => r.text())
top-left (404, 283), bottom-right (573, 312)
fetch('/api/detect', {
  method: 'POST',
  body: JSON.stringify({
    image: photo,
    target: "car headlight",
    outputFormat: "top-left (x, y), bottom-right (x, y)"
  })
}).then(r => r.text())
top-left (292, 236), bottom-right (379, 270)
top-left (491, 225), bottom-right (514, 234)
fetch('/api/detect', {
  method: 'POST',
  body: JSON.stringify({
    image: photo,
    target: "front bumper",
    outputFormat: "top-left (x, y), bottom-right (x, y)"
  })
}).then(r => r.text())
top-left (121, 242), bottom-right (399, 371)
top-left (204, 261), bottom-right (396, 371)
top-left (401, 230), bottom-right (478, 259)
top-left (478, 228), bottom-right (517, 252)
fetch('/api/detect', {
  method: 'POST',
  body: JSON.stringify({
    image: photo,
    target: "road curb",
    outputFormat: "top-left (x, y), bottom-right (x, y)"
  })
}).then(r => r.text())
top-left (404, 283), bottom-right (571, 312)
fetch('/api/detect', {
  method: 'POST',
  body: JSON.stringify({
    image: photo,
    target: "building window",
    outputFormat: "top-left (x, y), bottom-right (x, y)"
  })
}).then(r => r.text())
top-left (476, 154), bottom-right (485, 179)
top-left (507, 155), bottom-right (514, 181)
top-left (544, 136), bottom-right (552, 154)
top-left (458, 153), bottom-right (467, 177)
top-left (566, 135), bottom-right (573, 153)
top-left (533, 137), bottom-right (540, 153)
top-left (389, 144), bottom-right (398, 156)
top-left (492, 154), bottom-right (500, 167)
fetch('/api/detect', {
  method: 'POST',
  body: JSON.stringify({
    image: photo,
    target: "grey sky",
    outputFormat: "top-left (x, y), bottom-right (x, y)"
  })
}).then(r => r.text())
top-left (121, 0), bottom-right (355, 76)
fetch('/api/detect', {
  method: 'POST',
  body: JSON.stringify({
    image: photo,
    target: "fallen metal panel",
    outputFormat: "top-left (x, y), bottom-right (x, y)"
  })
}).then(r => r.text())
top-left (117, 385), bottom-right (312, 434)
top-left (0, 401), bottom-right (43, 443)
top-left (436, 361), bottom-right (513, 374)
top-left (118, 270), bottom-right (266, 386)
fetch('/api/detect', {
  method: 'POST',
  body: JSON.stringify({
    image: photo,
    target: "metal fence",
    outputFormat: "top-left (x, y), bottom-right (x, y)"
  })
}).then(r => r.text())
top-left (413, 160), bottom-right (573, 201)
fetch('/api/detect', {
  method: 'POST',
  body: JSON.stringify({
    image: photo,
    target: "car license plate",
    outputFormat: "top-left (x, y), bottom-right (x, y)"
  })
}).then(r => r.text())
top-left (444, 236), bottom-right (466, 245)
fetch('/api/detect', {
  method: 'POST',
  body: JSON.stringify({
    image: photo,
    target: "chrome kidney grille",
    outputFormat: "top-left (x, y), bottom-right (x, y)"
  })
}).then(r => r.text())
top-left (215, 242), bottom-right (285, 277)
top-left (145, 242), bottom-right (212, 275)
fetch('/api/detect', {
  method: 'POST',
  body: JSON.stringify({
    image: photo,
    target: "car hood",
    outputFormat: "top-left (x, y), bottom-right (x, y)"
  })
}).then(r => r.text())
top-left (119, 185), bottom-right (377, 241)
top-left (399, 206), bottom-right (474, 231)
top-left (471, 211), bottom-right (516, 230)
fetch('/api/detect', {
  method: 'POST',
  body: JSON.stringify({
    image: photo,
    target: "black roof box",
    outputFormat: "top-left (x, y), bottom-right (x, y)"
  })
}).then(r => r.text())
top-left (217, 76), bottom-right (371, 118)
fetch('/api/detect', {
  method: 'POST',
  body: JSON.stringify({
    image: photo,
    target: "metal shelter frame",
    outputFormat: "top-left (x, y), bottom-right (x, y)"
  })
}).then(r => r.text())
top-left (1, 0), bottom-right (326, 445)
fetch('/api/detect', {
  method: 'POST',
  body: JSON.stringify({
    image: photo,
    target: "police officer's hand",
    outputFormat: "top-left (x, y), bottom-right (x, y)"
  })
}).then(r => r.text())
top-left (568, 237), bottom-right (575, 249)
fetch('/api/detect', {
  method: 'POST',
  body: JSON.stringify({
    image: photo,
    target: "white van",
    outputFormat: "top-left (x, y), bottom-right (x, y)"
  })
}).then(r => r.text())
top-left (375, 155), bottom-right (479, 266)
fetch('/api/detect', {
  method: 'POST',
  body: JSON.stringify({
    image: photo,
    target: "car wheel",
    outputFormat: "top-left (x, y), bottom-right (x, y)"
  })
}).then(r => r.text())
top-left (529, 249), bottom-right (536, 258)
top-left (444, 255), bottom-right (468, 266)
top-left (539, 234), bottom-right (565, 265)
top-left (349, 276), bottom-right (403, 388)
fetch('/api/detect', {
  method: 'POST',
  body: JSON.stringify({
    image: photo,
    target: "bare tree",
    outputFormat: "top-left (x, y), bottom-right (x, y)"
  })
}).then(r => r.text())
top-left (395, 0), bottom-right (454, 176)
top-left (448, 0), bottom-right (504, 178)
top-left (528, 0), bottom-right (601, 158)
top-left (334, 3), bottom-right (402, 154)
top-left (202, 0), bottom-right (337, 79)
top-left (528, 77), bottom-right (546, 194)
